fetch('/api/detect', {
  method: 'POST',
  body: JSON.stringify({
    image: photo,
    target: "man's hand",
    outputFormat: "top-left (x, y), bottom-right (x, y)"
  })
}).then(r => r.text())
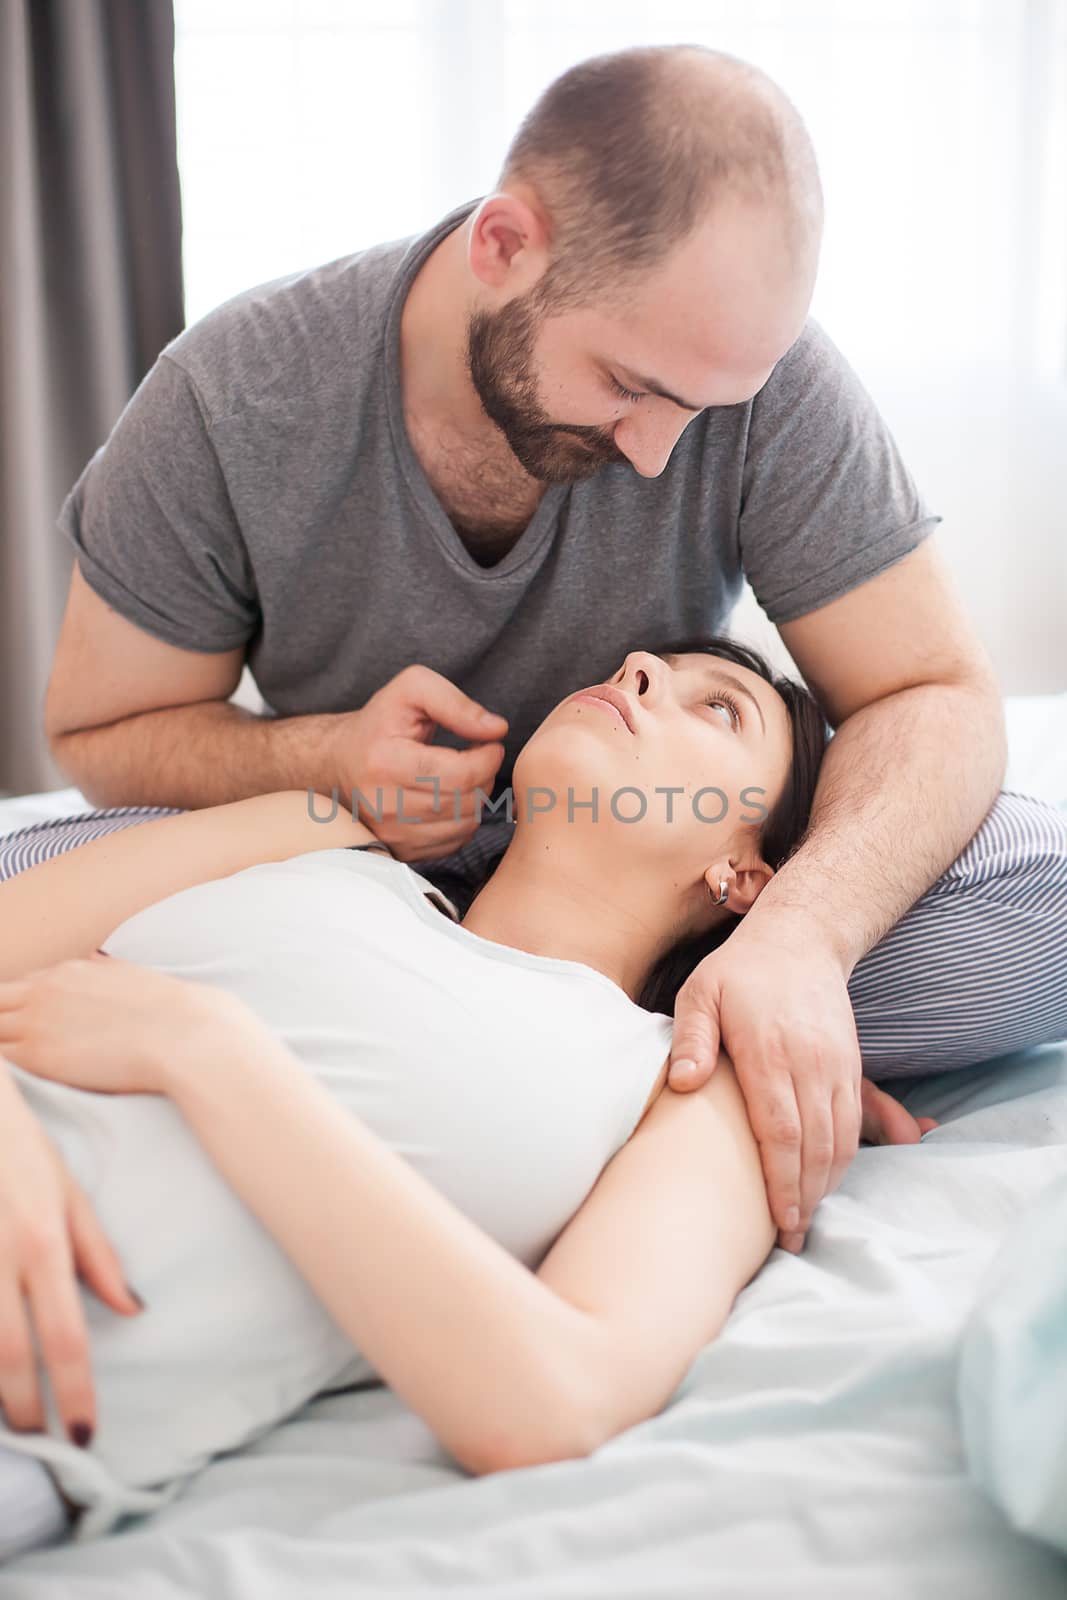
top-left (667, 923), bottom-right (863, 1253)
top-left (859, 1077), bottom-right (939, 1146)
top-left (0, 1057), bottom-right (145, 1446)
top-left (330, 665), bottom-right (509, 864)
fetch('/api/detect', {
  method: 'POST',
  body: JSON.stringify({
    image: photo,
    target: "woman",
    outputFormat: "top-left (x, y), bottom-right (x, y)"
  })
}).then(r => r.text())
top-left (0, 636), bottom-right (935, 1558)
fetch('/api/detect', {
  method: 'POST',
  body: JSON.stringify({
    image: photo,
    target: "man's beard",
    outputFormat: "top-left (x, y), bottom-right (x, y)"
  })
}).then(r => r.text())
top-left (466, 292), bottom-right (627, 484)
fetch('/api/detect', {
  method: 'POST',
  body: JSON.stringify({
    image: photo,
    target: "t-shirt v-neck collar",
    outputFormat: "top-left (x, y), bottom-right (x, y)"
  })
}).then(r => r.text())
top-left (382, 198), bottom-right (568, 584)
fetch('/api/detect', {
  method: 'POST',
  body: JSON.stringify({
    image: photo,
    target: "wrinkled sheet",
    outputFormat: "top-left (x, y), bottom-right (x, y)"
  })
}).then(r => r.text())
top-left (959, 1167), bottom-right (1067, 1555)
top-left (2, 693), bottom-right (1066, 1597)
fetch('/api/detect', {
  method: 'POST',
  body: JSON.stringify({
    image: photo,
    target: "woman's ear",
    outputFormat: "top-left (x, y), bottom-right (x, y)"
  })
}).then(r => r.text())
top-left (702, 858), bottom-right (775, 917)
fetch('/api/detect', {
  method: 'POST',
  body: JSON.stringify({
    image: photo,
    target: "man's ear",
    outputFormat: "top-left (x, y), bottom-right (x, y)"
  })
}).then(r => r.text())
top-left (467, 187), bottom-right (551, 295)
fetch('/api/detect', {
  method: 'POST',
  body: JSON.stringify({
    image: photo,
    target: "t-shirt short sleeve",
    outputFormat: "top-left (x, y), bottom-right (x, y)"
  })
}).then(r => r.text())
top-left (57, 353), bottom-right (260, 654)
top-left (738, 318), bottom-right (941, 626)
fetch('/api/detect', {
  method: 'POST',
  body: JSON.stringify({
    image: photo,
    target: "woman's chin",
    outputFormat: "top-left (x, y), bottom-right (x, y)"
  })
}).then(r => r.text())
top-left (511, 759), bottom-right (628, 820)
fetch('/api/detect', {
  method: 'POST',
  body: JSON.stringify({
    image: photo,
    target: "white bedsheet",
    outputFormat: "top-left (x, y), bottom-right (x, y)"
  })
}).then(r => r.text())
top-left (2, 691), bottom-right (1066, 1597)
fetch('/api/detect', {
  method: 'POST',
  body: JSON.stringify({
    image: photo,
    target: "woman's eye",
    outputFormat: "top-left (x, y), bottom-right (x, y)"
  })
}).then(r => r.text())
top-left (701, 692), bottom-right (741, 729)
top-left (609, 376), bottom-right (646, 403)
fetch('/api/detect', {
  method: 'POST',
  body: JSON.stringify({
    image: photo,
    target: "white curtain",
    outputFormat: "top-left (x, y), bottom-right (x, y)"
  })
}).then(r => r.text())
top-left (174, 0), bottom-right (1067, 692)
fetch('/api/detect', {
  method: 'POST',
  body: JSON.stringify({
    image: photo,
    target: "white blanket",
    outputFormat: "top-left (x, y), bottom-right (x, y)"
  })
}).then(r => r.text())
top-left (3, 693), bottom-right (1067, 1597)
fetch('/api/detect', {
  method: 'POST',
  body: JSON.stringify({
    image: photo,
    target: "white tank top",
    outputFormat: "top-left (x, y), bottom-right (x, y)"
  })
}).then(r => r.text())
top-left (5, 846), bottom-right (673, 1532)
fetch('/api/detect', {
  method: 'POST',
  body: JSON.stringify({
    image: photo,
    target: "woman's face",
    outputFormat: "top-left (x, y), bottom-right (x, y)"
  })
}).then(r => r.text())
top-left (512, 649), bottom-right (796, 895)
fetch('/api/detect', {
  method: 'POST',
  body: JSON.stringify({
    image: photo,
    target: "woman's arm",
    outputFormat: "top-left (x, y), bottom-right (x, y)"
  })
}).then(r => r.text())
top-left (1, 957), bottom-right (937, 1476)
top-left (530, 1056), bottom-right (778, 1462)
top-left (3, 959), bottom-right (584, 1470)
top-left (231, 1047), bottom-right (938, 1474)
top-left (1, 958), bottom-right (608, 1476)
top-left (1, 955), bottom-right (777, 1475)
top-left (157, 1020), bottom-right (607, 1478)
top-left (157, 1024), bottom-right (779, 1477)
top-left (0, 790), bottom-right (376, 980)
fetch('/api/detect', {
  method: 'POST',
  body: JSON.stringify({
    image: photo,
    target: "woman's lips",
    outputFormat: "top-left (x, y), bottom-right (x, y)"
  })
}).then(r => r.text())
top-left (570, 692), bottom-right (635, 734)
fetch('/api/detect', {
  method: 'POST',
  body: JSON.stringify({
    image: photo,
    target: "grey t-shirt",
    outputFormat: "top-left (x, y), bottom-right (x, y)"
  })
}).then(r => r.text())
top-left (58, 197), bottom-right (940, 793)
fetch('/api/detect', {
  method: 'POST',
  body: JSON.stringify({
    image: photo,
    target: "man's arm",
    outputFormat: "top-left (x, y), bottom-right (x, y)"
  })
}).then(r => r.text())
top-left (45, 564), bottom-right (340, 808)
top-left (764, 535), bottom-right (1007, 967)
top-left (667, 535), bottom-right (1006, 1254)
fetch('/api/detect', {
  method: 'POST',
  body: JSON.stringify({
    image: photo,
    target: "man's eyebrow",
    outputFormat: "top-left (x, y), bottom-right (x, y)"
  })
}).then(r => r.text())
top-left (660, 654), bottom-right (767, 736)
top-left (614, 364), bottom-right (706, 414)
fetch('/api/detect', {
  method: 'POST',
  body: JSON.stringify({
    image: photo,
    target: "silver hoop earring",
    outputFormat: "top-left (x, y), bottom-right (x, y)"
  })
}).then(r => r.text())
top-left (711, 879), bottom-right (729, 907)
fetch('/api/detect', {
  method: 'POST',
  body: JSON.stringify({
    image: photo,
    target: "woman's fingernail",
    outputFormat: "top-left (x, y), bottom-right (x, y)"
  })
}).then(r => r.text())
top-left (671, 1059), bottom-right (696, 1080)
top-left (126, 1283), bottom-right (147, 1310)
top-left (785, 1207), bottom-right (800, 1230)
top-left (69, 1420), bottom-right (93, 1449)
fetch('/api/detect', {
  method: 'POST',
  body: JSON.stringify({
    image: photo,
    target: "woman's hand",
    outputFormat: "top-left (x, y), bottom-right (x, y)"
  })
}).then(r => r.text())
top-left (0, 952), bottom-right (242, 1095)
top-left (0, 1062), bottom-right (144, 1445)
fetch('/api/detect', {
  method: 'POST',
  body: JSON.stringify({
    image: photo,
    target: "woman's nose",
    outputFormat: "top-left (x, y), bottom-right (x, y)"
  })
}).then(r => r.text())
top-left (616, 652), bottom-right (662, 697)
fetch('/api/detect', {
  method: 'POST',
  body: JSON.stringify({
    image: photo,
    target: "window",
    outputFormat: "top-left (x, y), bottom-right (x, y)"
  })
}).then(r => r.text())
top-left (174, 0), bottom-right (1067, 377)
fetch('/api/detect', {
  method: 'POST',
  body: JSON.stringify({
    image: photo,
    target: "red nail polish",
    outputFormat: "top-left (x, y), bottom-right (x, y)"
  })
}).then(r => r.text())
top-left (69, 1420), bottom-right (93, 1449)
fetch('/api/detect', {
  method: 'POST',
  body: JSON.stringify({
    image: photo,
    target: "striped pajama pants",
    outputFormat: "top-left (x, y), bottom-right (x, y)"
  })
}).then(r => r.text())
top-left (1, 789), bottom-right (1065, 1080)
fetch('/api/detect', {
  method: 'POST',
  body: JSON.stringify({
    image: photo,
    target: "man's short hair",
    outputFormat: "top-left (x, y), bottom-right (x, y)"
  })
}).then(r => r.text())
top-left (498, 44), bottom-right (823, 312)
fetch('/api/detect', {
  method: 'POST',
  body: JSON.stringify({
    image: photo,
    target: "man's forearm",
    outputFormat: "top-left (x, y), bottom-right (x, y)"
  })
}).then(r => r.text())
top-left (51, 701), bottom-right (341, 810)
top-left (750, 676), bottom-right (1008, 971)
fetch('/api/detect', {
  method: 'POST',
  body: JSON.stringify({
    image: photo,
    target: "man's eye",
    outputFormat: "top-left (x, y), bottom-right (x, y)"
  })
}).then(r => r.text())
top-left (609, 376), bottom-right (646, 403)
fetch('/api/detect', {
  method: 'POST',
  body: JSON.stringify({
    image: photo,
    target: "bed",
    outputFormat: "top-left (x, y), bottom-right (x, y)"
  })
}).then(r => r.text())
top-left (2, 692), bottom-right (1066, 1598)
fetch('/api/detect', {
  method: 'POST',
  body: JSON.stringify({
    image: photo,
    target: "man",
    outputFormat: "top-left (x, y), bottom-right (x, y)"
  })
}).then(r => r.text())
top-left (43, 44), bottom-right (1051, 1259)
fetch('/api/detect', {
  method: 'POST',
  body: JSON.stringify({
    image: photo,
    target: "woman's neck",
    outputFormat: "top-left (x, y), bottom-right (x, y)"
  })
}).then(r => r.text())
top-left (459, 837), bottom-right (673, 1002)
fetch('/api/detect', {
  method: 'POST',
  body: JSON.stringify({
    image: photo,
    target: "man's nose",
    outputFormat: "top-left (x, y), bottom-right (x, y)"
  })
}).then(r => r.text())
top-left (613, 409), bottom-right (691, 478)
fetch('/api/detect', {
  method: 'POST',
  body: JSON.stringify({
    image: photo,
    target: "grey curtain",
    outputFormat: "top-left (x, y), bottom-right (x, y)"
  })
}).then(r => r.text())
top-left (0, 0), bottom-right (184, 796)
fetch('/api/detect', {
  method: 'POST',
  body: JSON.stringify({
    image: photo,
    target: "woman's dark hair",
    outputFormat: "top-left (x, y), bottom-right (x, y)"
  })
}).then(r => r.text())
top-left (634, 632), bottom-right (832, 1017)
